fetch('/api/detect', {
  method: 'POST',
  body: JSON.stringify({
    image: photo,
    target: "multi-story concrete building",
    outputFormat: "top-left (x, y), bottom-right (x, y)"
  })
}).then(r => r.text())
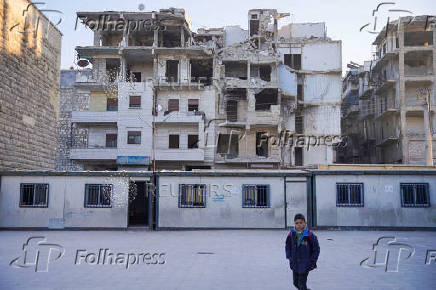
top-left (59, 8), bottom-right (342, 171)
top-left (0, 0), bottom-right (62, 170)
top-left (340, 16), bottom-right (436, 165)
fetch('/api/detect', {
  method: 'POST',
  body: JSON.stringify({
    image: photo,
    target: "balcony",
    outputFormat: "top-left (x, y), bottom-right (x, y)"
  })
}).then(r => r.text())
top-left (215, 155), bottom-right (280, 164)
top-left (155, 111), bottom-right (204, 124)
top-left (70, 148), bottom-right (118, 160)
top-left (376, 98), bottom-right (399, 119)
top-left (155, 149), bottom-right (204, 161)
top-left (71, 111), bottom-right (118, 124)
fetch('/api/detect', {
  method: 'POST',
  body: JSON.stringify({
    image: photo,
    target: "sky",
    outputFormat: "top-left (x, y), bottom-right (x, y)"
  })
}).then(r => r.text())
top-left (35, 0), bottom-right (436, 74)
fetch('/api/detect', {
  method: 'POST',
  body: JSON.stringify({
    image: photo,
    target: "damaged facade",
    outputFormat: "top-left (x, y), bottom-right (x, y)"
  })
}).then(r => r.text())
top-left (58, 8), bottom-right (341, 170)
top-left (0, 0), bottom-right (62, 170)
top-left (339, 16), bottom-right (436, 165)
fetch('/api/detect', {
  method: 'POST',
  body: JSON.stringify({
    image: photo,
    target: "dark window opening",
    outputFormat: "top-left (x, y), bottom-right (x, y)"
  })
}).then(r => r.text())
top-left (128, 131), bottom-right (141, 144)
top-left (295, 147), bottom-right (303, 166)
top-left (223, 61), bottom-right (247, 80)
top-left (256, 132), bottom-right (269, 157)
top-left (250, 20), bottom-right (259, 36)
top-left (129, 96), bottom-right (141, 108)
top-left (188, 134), bottom-right (199, 149)
top-left (284, 54), bottom-right (301, 70)
top-left (106, 58), bottom-right (121, 82)
top-left (404, 31), bottom-right (433, 47)
top-left (168, 99), bottom-right (179, 112)
top-left (401, 183), bottom-right (430, 207)
top-left (105, 134), bottom-right (117, 148)
top-left (132, 72), bottom-right (142, 82)
top-left (255, 89), bottom-right (278, 111)
top-left (161, 29), bottom-right (181, 48)
top-left (190, 58), bottom-right (213, 85)
top-left (169, 134), bottom-right (180, 149)
top-left (107, 98), bottom-right (118, 111)
top-left (188, 99), bottom-right (199, 111)
top-left (242, 184), bottom-right (270, 208)
top-left (297, 84), bottom-right (303, 100)
top-left (166, 60), bottom-right (179, 82)
top-left (129, 31), bottom-right (154, 46)
top-left (217, 133), bottom-right (239, 158)
top-left (336, 183), bottom-right (364, 207)
top-left (251, 64), bottom-right (271, 81)
top-left (226, 100), bottom-right (238, 122)
top-left (224, 88), bottom-right (247, 100)
top-left (20, 184), bottom-right (48, 207)
top-left (295, 115), bottom-right (304, 134)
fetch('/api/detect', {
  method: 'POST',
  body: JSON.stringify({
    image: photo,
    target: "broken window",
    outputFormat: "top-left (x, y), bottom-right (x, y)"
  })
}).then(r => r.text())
top-left (169, 134), bottom-right (180, 149)
top-left (129, 31), bottom-right (154, 46)
top-left (105, 134), bottom-right (117, 148)
top-left (168, 99), bottom-right (179, 112)
top-left (217, 133), bottom-right (239, 158)
top-left (256, 132), bottom-right (269, 157)
top-left (226, 100), bottom-right (238, 122)
top-left (20, 184), bottom-right (49, 207)
top-left (250, 19), bottom-right (259, 36)
top-left (161, 28), bottom-right (181, 48)
top-left (129, 96), bottom-right (141, 108)
top-left (223, 61), bottom-right (247, 80)
top-left (188, 99), bottom-right (199, 111)
top-left (107, 98), bottom-right (118, 111)
top-left (190, 58), bottom-right (213, 85)
top-left (284, 54), bottom-right (301, 70)
top-left (404, 31), bottom-right (433, 46)
top-left (250, 64), bottom-right (271, 81)
top-left (106, 58), bottom-right (121, 82)
top-left (295, 147), bottom-right (303, 166)
top-left (127, 131), bottom-right (141, 144)
top-left (255, 89), bottom-right (278, 111)
top-left (188, 135), bottom-right (199, 149)
top-left (166, 60), bottom-right (179, 82)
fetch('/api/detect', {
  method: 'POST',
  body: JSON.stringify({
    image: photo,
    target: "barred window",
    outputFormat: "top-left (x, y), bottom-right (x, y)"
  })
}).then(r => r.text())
top-left (401, 183), bottom-right (430, 207)
top-left (179, 184), bottom-right (206, 208)
top-left (85, 184), bottom-right (112, 208)
top-left (242, 184), bottom-right (270, 208)
top-left (336, 183), bottom-right (364, 207)
top-left (20, 184), bottom-right (49, 207)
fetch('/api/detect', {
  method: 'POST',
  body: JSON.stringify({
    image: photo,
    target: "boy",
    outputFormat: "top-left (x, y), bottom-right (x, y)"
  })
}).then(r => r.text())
top-left (285, 213), bottom-right (320, 290)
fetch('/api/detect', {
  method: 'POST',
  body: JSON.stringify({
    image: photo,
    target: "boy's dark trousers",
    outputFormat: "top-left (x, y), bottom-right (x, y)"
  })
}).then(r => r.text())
top-left (292, 271), bottom-right (308, 290)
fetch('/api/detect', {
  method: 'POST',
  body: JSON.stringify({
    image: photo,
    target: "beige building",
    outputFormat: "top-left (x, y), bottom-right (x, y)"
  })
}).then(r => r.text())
top-left (0, 0), bottom-right (62, 170)
top-left (340, 16), bottom-right (436, 165)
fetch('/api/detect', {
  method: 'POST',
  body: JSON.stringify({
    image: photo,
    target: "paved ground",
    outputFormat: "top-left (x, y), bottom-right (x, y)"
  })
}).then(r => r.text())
top-left (0, 230), bottom-right (435, 290)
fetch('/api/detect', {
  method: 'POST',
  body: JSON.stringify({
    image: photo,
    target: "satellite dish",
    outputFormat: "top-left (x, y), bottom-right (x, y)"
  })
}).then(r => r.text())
top-left (77, 59), bottom-right (90, 67)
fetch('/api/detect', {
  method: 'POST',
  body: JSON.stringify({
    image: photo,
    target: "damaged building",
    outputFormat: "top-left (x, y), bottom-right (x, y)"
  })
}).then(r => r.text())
top-left (58, 8), bottom-right (342, 170)
top-left (339, 16), bottom-right (436, 165)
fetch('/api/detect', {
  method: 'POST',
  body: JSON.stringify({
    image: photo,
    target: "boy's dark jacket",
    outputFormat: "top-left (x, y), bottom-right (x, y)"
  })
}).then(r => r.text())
top-left (285, 227), bottom-right (320, 273)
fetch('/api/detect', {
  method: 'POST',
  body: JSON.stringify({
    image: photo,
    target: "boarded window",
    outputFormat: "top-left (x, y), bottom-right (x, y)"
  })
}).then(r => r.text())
top-left (105, 134), bottom-right (117, 148)
top-left (188, 134), bottom-right (199, 149)
top-left (179, 184), bottom-right (206, 208)
top-left (128, 131), bottom-right (141, 144)
top-left (166, 60), bottom-right (179, 82)
top-left (107, 98), bottom-right (118, 111)
top-left (188, 99), bottom-right (199, 111)
top-left (168, 99), bottom-right (179, 112)
top-left (85, 184), bottom-right (112, 208)
top-left (242, 184), bottom-right (270, 208)
top-left (401, 183), bottom-right (430, 207)
top-left (129, 96), bottom-right (141, 108)
top-left (169, 134), bottom-right (179, 149)
top-left (336, 183), bottom-right (364, 207)
top-left (20, 184), bottom-right (49, 207)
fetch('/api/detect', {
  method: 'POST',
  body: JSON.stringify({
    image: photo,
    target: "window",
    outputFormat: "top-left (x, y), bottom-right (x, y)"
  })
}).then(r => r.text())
top-left (85, 184), bottom-right (112, 208)
top-left (128, 131), bottom-right (141, 144)
top-left (179, 184), bottom-right (206, 208)
top-left (105, 134), bottom-right (117, 148)
top-left (107, 98), bottom-right (118, 111)
top-left (169, 134), bottom-right (179, 149)
top-left (295, 147), bottom-right (303, 166)
top-left (284, 54), bottom-right (301, 70)
top-left (242, 185), bottom-right (270, 208)
top-left (401, 183), bottom-right (430, 207)
top-left (168, 99), bottom-right (179, 112)
top-left (336, 183), bottom-right (364, 207)
top-left (188, 134), bottom-right (199, 149)
top-left (188, 99), bottom-right (199, 111)
top-left (216, 133), bottom-right (239, 158)
top-left (166, 60), bottom-right (179, 82)
top-left (20, 184), bottom-right (48, 207)
top-left (132, 72), bottom-right (141, 82)
top-left (256, 132), bottom-right (268, 157)
top-left (129, 96), bottom-right (141, 108)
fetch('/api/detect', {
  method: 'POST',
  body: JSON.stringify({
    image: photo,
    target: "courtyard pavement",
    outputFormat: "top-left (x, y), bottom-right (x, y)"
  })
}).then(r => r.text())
top-left (0, 229), bottom-right (435, 290)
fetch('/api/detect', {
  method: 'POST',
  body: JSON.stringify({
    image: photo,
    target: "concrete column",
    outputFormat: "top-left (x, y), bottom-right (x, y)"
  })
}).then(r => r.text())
top-left (120, 56), bottom-right (126, 82)
top-left (247, 60), bottom-right (250, 82)
top-left (398, 20), bottom-right (409, 163)
top-left (154, 30), bottom-right (159, 47)
top-left (180, 26), bottom-right (185, 47)
top-left (93, 31), bottom-right (101, 46)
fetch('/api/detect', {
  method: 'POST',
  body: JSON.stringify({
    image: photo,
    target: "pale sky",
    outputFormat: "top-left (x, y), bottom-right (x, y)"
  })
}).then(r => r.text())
top-left (37, 0), bottom-right (436, 73)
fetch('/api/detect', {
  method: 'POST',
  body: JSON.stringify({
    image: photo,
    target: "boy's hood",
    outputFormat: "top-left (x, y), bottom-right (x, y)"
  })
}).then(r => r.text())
top-left (291, 226), bottom-right (309, 236)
